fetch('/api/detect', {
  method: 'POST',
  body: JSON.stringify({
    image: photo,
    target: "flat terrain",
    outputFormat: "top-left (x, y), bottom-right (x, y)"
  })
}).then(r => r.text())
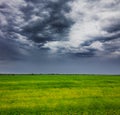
top-left (0, 74), bottom-right (120, 115)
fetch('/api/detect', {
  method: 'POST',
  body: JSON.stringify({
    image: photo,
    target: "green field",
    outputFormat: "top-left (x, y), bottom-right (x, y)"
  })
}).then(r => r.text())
top-left (0, 74), bottom-right (120, 115)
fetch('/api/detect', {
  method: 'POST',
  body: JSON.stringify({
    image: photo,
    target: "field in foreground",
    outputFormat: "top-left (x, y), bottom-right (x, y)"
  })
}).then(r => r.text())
top-left (0, 74), bottom-right (120, 115)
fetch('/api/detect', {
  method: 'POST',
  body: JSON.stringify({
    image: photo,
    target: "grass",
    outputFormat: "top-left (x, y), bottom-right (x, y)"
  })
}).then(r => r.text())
top-left (0, 74), bottom-right (120, 115)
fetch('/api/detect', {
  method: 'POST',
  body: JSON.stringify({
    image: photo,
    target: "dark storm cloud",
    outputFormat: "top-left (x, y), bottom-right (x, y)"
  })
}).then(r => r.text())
top-left (0, 0), bottom-right (72, 61)
top-left (68, 51), bottom-right (95, 58)
top-left (104, 22), bottom-right (120, 33)
top-left (21, 0), bottom-right (73, 43)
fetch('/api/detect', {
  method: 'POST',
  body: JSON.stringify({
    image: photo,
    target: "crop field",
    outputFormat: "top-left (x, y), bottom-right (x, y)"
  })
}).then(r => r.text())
top-left (0, 74), bottom-right (120, 115)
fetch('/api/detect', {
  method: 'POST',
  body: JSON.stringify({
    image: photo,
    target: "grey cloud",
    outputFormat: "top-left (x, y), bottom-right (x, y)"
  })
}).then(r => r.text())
top-left (0, 0), bottom-right (72, 61)
top-left (0, 0), bottom-right (120, 60)
top-left (21, 0), bottom-right (73, 43)
top-left (0, 38), bottom-right (23, 61)
top-left (43, 0), bottom-right (120, 57)
top-left (0, 0), bottom-right (27, 42)
top-left (0, 0), bottom-right (120, 74)
top-left (68, 51), bottom-right (95, 58)
top-left (105, 24), bottom-right (120, 33)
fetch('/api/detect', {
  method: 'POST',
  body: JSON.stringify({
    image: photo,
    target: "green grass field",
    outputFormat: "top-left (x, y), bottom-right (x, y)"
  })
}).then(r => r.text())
top-left (0, 74), bottom-right (120, 115)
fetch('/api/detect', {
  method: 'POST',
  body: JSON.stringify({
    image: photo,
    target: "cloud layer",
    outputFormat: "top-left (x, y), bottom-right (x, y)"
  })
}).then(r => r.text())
top-left (44, 0), bottom-right (120, 57)
top-left (0, 0), bottom-right (120, 61)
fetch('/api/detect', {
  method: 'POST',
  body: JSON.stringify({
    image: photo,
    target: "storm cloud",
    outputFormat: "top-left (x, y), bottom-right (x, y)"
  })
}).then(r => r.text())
top-left (0, 0), bottom-right (120, 74)
top-left (43, 0), bottom-right (120, 57)
top-left (0, 0), bottom-right (120, 58)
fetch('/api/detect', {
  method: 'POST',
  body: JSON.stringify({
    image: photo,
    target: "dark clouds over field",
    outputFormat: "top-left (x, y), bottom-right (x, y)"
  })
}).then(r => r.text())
top-left (0, 0), bottom-right (120, 74)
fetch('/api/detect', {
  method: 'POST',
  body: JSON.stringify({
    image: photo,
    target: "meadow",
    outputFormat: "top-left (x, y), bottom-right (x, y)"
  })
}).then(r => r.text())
top-left (0, 74), bottom-right (120, 115)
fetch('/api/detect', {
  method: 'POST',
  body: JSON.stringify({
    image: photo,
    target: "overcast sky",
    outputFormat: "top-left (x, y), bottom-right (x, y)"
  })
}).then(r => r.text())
top-left (0, 0), bottom-right (120, 74)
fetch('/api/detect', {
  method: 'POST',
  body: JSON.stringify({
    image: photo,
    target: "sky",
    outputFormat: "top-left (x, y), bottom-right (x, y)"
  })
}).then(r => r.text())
top-left (0, 0), bottom-right (120, 74)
